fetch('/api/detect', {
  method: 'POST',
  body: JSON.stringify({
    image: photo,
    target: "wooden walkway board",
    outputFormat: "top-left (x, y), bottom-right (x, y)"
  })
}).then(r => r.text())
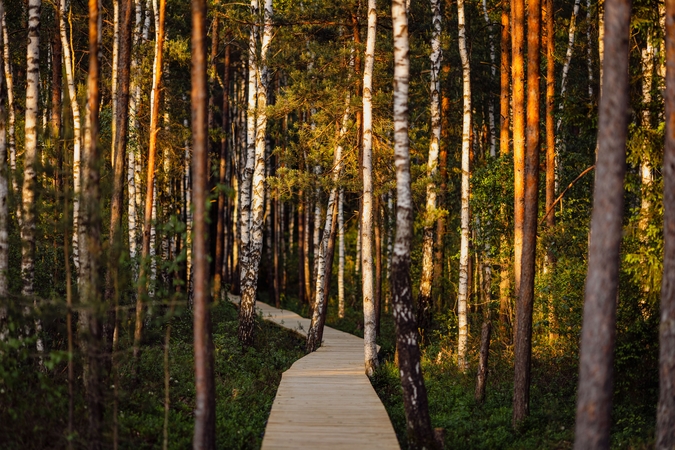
top-left (230, 296), bottom-right (400, 449)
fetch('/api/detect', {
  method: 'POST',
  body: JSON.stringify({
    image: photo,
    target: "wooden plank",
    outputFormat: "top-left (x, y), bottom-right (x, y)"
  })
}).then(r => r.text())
top-left (229, 295), bottom-right (399, 449)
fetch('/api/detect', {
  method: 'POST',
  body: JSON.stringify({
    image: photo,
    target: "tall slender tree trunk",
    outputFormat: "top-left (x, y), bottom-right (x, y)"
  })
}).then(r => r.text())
top-left (417, 0), bottom-right (442, 339)
top-left (640, 32), bottom-right (654, 228)
top-left (500, 0), bottom-right (510, 156)
top-left (556, 0), bottom-right (582, 135)
top-left (1, 9), bottom-right (15, 197)
top-left (238, 0), bottom-right (259, 329)
top-left (362, 0), bottom-right (378, 375)
top-left (303, 197), bottom-right (311, 301)
top-left (573, 0), bottom-right (630, 445)
top-left (657, 3), bottom-right (675, 446)
top-left (78, 0), bottom-right (103, 444)
top-left (307, 94), bottom-right (350, 352)
top-left (104, 0), bottom-right (132, 353)
top-left (191, 0), bottom-right (216, 446)
top-left (214, 41), bottom-right (231, 299)
top-left (0, 0), bottom-right (8, 306)
top-left (338, 188), bottom-right (345, 318)
top-left (434, 91), bottom-right (449, 310)
top-left (134, 0), bottom-right (166, 359)
top-left (50, 30), bottom-right (62, 184)
top-left (391, 2), bottom-right (438, 447)
top-left (375, 198), bottom-right (382, 335)
top-left (513, 0), bottom-right (541, 426)
top-left (512, 0), bottom-right (525, 299)
top-left (21, 0), bottom-right (41, 307)
top-left (457, 0), bottom-right (472, 372)
top-left (127, 0), bottom-right (143, 268)
top-left (298, 192), bottom-right (306, 303)
top-left (111, 0), bottom-right (119, 168)
top-left (239, 0), bottom-right (273, 347)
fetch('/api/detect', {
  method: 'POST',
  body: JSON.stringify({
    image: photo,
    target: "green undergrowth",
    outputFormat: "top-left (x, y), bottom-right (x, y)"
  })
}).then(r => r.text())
top-left (0, 300), bottom-right (305, 449)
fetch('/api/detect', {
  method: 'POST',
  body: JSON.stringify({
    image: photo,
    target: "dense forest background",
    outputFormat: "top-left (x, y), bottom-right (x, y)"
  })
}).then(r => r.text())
top-left (0, 0), bottom-right (670, 447)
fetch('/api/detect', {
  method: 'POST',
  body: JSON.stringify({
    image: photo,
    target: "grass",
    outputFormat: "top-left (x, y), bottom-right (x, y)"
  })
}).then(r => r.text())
top-left (0, 299), bottom-right (305, 449)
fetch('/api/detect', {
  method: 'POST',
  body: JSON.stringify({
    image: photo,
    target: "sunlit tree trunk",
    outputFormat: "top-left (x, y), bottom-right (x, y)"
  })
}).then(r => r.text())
top-left (21, 0), bottom-right (41, 307)
top-left (513, 0), bottom-right (541, 426)
top-left (60, 0), bottom-right (82, 273)
top-left (127, 0), bottom-right (143, 266)
top-left (457, 0), bottom-right (471, 372)
top-left (105, 0), bottom-right (132, 351)
top-left (586, 0), bottom-right (594, 100)
top-left (1, 10), bottom-right (15, 197)
top-left (512, 0), bottom-right (525, 299)
top-left (239, 0), bottom-right (273, 346)
top-left (640, 32), bottom-right (654, 227)
top-left (191, 0), bottom-right (216, 446)
top-left (0, 3), bottom-right (7, 304)
top-left (362, 0), bottom-right (378, 375)
top-left (298, 192), bottom-right (306, 303)
top-left (417, 0), bottom-right (442, 339)
top-left (338, 188), bottom-right (345, 318)
top-left (545, 0), bottom-right (557, 342)
top-left (239, 0), bottom-right (258, 314)
top-left (78, 0), bottom-right (103, 443)
top-left (657, 3), bottom-right (675, 446)
top-left (391, 2), bottom-right (437, 447)
top-left (111, 0), bottom-right (119, 168)
top-left (573, 0), bottom-right (630, 444)
top-left (307, 95), bottom-right (349, 352)
top-left (134, 0), bottom-right (166, 359)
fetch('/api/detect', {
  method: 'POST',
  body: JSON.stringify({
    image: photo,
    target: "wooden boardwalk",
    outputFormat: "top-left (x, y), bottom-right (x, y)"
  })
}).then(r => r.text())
top-left (229, 296), bottom-right (400, 449)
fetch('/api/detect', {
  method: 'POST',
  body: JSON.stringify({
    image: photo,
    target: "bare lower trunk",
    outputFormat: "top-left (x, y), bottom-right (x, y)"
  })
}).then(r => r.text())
top-left (657, 3), bottom-right (675, 445)
top-left (573, 0), bottom-right (630, 445)
top-left (391, 3), bottom-right (437, 447)
top-left (362, 0), bottom-right (378, 375)
top-left (475, 321), bottom-right (492, 403)
top-left (191, 0), bottom-right (216, 446)
top-left (457, 0), bottom-right (472, 372)
top-left (338, 188), bottom-right (345, 318)
top-left (513, 0), bottom-right (541, 426)
top-left (239, 0), bottom-right (273, 347)
top-left (0, 3), bottom-right (7, 303)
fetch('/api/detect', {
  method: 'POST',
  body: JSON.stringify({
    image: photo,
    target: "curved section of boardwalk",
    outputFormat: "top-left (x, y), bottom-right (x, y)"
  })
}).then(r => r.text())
top-left (230, 296), bottom-right (400, 449)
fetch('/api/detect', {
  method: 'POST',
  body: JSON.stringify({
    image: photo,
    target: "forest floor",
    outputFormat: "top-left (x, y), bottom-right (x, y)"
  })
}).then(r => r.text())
top-left (275, 292), bottom-right (657, 450)
top-left (0, 300), bottom-right (305, 449)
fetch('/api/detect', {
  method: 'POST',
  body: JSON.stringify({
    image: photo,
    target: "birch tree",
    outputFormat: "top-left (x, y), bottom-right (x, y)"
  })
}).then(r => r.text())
top-left (239, 0), bottom-right (273, 346)
top-left (59, 0), bottom-right (82, 272)
top-left (417, 0), bottom-right (442, 339)
top-left (391, 2), bottom-right (437, 447)
top-left (1, 10), bottom-right (15, 197)
top-left (457, 0), bottom-right (471, 372)
top-left (573, 0), bottom-right (631, 444)
top-left (362, 0), bottom-right (378, 375)
top-left (557, 0), bottom-right (582, 134)
top-left (482, 0), bottom-right (497, 155)
top-left (20, 0), bottom-right (41, 303)
top-left (134, 0), bottom-right (166, 358)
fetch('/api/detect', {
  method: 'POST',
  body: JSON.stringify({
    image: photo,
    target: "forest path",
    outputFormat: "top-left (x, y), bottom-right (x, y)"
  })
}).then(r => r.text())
top-left (228, 295), bottom-right (400, 449)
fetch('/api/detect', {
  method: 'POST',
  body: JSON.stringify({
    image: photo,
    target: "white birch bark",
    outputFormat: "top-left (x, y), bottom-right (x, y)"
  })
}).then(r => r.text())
top-left (338, 188), bottom-right (345, 318)
top-left (111, 0), bottom-right (119, 167)
top-left (482, 0), bottom-right (497, 156)
top-left (556, 0), bottom-right (582, 133)
top-left (59, 0), bottom-right (82, 273)
top-left (386, 191), bottom-right (393, 281)
top-left (240, 0), bottom-right (273, 345)
top-left (1, 11), bottom-right (15, 196)
top-left (239, 0), bottom-right (259, 294)
top-left (457, 0), bottom-right (471, 372)
top-left (417, 0), bottom-right (442, 332)
top-left (362, 0), bottom-right (378, 375)
top-left (307, 95), bottom-right (350, 349)
top-left (598, 0), bottom-right (604, 93)
top-left (184, 116), bottom-right (192, 290)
